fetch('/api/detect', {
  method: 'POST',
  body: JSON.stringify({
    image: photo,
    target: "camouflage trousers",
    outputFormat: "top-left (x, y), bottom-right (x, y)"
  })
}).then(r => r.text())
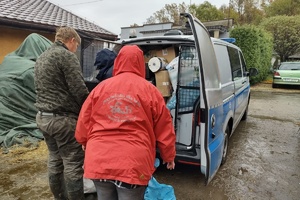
top-left (36, 113), bottom-right (85, 200)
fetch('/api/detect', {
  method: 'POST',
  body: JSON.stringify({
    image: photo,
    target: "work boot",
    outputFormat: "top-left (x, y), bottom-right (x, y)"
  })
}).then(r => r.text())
top-left (65, 178), bottom-right (85, 200)
top-left (48, 173), bottom-right (67, 200)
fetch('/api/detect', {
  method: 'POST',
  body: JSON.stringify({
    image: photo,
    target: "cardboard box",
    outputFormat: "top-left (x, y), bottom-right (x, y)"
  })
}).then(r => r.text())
top-left (155, 70), bottom-right (172, 97)
top-left (144, 47), bottom-right (176, 63)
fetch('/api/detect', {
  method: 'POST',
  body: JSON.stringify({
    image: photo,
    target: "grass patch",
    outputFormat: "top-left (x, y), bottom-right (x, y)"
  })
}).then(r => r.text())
top-left (262, 73), bottom-right (273, 84)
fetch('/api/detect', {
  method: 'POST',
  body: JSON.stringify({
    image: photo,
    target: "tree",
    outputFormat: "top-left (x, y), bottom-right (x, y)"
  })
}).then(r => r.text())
top-left (230, 25), bottom-right (273, 84)
top-left (230, 0), bottom-right (265, 25)
top-left (265, 0), bottom-right (300, 17)
top-left (145, 3), bottom-right (188, 25)
top-left (189, 1), bottom-right (225, 21)
top-left (260, 15), bottom-right (300, 61)
top-left (219, 4), bottom-right (239, 25)
top-left (130, 23), bottom-right (139, 27)
top-left (145, 1), bottom-right (226, 25)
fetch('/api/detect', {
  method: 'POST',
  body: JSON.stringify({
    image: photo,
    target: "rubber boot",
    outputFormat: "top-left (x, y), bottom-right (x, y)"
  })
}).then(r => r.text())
top-left (65, 178), bottom-right (85, 200)
top-left (49, 173), bottom-right (67, 200)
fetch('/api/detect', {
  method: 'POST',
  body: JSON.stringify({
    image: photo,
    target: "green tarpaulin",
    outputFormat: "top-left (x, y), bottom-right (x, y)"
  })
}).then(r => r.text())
top-left (0, 33), bottom-right (52, 148)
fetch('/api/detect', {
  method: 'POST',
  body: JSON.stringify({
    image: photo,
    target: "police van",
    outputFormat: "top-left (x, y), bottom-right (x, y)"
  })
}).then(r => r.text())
top-left (118, 13), bottom-right (258, 184)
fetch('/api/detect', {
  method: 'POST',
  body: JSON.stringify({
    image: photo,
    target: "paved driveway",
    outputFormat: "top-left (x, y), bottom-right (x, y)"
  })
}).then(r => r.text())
top-left (154, 84), bottom-right (300, 200)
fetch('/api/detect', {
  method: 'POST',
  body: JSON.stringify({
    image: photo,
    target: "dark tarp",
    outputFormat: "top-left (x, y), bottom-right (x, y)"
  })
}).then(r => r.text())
top-left (0, 33), bottom-right (52, 148)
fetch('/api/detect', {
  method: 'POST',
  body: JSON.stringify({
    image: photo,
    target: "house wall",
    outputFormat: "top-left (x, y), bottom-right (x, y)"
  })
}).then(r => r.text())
top-left (120, 23), bottom-right (173, 40)
top-left (0, 26), bottom-right (117, 78)
top-left (120, 21), bottom-right (231, 40)
top-left (0, 27), bottom-right (55, 63)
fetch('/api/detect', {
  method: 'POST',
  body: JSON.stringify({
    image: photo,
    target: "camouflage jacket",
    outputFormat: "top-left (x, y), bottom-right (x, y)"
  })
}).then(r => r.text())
top-left (34, 41), bottom-right (89, 115)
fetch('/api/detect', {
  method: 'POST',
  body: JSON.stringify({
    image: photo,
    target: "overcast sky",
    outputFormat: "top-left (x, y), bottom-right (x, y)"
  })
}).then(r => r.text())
top-left (48, 0), bottom-right (227, 35)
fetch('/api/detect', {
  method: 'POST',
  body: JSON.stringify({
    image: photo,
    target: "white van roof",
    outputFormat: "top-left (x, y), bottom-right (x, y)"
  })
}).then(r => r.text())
top-left (120, 34), bottom-right (241, 51)
top-left (211, 38), bottom-right (242, 51)
top-left (119, 35), bottom-right (194, 45)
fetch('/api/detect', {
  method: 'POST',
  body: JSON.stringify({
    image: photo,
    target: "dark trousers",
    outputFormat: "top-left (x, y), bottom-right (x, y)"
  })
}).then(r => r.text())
top-left (36, 114), bottom-right (85, 200)
top-left (93, 181), bottom-right (146, 200)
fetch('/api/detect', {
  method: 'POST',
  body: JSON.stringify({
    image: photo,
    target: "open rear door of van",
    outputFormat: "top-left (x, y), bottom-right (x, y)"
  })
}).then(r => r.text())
top-left (181, 13), bottom-right (224, 184)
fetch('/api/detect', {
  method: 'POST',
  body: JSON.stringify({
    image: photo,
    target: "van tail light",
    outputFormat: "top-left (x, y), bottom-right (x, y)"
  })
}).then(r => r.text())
top-left (274, 71), bottom-right (280, 76)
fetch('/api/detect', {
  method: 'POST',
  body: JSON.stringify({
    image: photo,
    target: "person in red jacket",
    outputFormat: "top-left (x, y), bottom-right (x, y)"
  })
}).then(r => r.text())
top-left (75, 45), bottom-right (176, 200)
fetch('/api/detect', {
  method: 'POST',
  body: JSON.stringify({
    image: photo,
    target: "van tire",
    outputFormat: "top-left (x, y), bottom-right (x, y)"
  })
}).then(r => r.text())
top-left (221, 125), bottom-right (229, 165)
top-left (241, 104), bottom-right (248, 121)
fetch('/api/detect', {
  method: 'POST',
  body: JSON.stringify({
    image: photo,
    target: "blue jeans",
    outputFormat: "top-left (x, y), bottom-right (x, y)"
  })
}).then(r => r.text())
top-left (93, 180), bottom-right (146, 200)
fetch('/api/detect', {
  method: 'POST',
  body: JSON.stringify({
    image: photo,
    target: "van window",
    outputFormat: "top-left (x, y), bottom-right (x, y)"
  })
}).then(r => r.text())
top-left (239, 52), bottom-right (247, 74)
top-left (213, 44), bottom-right (232, 85)
top-left (228, 47), bottom-right (243, 80)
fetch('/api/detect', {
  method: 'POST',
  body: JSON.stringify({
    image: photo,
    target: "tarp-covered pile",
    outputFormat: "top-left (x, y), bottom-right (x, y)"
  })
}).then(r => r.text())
top-left (0, 33), bottom-right (52, 148)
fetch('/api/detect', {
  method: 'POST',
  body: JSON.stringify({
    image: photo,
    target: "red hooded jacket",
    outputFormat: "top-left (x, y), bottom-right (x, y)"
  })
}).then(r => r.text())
top-left (75, 45), bottom-right (176, 185)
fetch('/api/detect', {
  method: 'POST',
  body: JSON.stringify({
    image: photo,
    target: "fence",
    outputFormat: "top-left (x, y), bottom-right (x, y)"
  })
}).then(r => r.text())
top-left (80, 38), bottom-right (117, 82)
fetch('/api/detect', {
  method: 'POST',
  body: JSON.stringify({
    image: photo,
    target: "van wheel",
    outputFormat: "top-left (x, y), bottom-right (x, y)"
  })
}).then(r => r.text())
top-left (221, 125), bottom-right (229, 165)
top-left (241, 104), bottom-right (248, 121)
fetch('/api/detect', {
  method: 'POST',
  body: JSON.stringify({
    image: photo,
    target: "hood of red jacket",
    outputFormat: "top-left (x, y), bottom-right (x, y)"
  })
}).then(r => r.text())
top-left (113, 45), bottom-right (145, 78)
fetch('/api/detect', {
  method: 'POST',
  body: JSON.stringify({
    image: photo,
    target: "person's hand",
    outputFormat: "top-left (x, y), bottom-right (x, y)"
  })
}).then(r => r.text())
top-left (82, 145), bottom-right (86, 151)
top-left (164, 160), bottom-right (175, 170)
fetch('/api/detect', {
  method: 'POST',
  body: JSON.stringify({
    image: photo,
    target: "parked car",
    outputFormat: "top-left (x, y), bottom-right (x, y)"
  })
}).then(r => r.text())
top-left (273, 62), bottom-right (300, 88)
top-left (117, 13), bottom-right (258, 184)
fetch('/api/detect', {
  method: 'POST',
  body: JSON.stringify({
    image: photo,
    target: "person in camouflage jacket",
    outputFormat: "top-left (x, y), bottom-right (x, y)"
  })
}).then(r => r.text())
top-left (34, 27), bottom-right (89, 200)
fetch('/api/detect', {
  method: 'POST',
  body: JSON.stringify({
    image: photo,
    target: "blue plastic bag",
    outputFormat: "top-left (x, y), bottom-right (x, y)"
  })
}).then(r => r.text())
top-left (144, 176), bottom-right (176, 200)
top-left (144, 159), bottom-right (176, 200)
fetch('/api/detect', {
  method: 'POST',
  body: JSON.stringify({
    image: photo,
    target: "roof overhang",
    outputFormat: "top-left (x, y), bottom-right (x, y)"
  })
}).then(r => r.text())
top-left (0, 17), bottom-right (118, 41)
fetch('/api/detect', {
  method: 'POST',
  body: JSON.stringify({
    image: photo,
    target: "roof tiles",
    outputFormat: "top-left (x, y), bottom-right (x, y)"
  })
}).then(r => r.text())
top-left (0, 0), bottom-right (116, 36)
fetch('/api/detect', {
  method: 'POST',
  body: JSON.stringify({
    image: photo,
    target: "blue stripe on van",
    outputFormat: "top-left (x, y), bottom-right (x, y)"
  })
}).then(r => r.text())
top-left (208, 105), bottom-right (224, 174)
top-left (234, 85), bottom-right (250, 110)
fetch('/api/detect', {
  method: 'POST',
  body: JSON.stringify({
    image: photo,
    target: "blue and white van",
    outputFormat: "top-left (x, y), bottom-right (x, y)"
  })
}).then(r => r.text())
top-left (120, 13), bottom-right (258, 184)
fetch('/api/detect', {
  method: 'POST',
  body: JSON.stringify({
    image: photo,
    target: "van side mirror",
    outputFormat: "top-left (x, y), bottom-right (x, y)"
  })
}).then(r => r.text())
top-left (248, 68), bottom-right (258, 76)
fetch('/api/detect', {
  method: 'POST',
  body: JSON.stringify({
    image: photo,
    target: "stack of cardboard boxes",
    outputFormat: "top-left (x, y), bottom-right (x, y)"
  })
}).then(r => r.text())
top-left (144, 47), bottom-right (176, 98)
